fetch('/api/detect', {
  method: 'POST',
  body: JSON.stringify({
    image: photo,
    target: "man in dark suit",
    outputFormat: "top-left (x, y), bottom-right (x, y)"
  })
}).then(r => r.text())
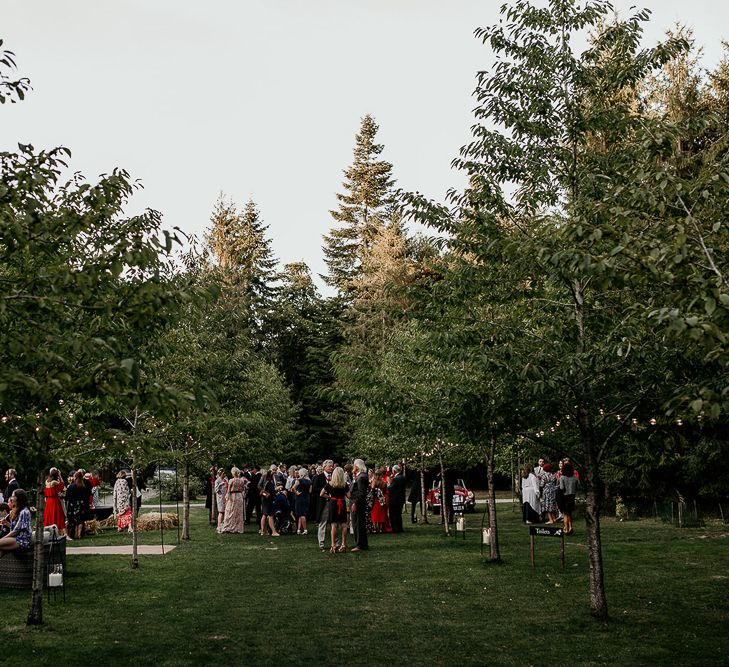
top-left (387, 464), bottom-right (406, 533)
top-left (4, 469), bottom-right (19, 503)
top-left (350, 459), bottom-right (369, 552)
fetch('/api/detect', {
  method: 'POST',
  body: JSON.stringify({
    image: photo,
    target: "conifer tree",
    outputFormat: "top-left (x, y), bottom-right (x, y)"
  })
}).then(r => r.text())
top-left (322, 114), bottom-right (396, 297)
top-left (205, 193), bottom-right (278, 342)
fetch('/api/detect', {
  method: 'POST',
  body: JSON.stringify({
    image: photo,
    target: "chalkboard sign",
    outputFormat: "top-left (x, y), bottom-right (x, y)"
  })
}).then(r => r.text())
top-left (529, 524), bottom-right (565, 568)
top-left (530, 525), bottom-right (563, 538)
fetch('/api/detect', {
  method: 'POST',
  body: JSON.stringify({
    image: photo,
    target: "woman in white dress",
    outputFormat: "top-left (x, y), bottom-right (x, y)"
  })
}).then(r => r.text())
top-left (521, 463), bottom-right (541, 524)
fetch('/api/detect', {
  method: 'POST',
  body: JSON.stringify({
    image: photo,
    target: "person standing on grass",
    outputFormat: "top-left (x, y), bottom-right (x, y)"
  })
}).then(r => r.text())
top-left (43, 467), bottom-right (66, 536)
top-left (221, 467), bottom-right (247, 534)
top-left (408, 469), bottom-right (422, 524)
top-left (4, 469), bottom-right (19, 504)
top-left (259, 468), bottom-right (280, 537)
top-left (559, 462), bottom-right (578, 535)
top-left (113, 470), bottom-right (133, 533)
top-left (387, 464), bottom-right (406, 533)
top-left (294, 467), bottom-right (311, 535)
top-left (350, 459), bottom-right (369, 552)
top-left (65, 470), bottom-right (89, 540)
top-left (320, 466), bottom-right (348, 553)
top-left (247, 464), bottom-right (261, 525)
top-left (521, 464), bottom-right (541, 524)
top-left (541, 464), bottom-right (558, 524)
top-left (214, 468), bottom-right (228, 533)
top-left (317, 460), bottom-right (339, 551)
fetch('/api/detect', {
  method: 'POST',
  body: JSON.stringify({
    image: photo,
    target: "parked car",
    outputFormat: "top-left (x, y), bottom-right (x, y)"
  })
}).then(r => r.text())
top-left (426, 478), bottom-right (476, 514)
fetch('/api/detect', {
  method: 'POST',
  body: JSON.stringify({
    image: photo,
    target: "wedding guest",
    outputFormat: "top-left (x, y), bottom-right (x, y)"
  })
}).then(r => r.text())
top-left (66, 470), bottom-right (89, 540)
top-left (541, 464), bottom-right (558, 524)
top-left (387, 465), bottom-right (406, 533)
top-left (350, 459), bottom-right (369, 552)
top-left (559, 462), bottom-right (578, 535)
top-left (221, 467), bottom-right (247, 534)
top-left (43, 467), bottom-right (66, 536)
top-left (321, 466), bottom-right (348, 553)
top-left (259, 468), bottom-right (280, 537)
top-left (214, 468), bottom-right (229, 532)
top-left (0, 489), bottom-right (31, 555)
top-left (294, 467), bottom-right (311, 535)
top-left (113, 470), bottom-right (133, 533)
top-left (521, 464), bottom-right (541, 524)
top-left (4, 469), bottom-right (19, 504)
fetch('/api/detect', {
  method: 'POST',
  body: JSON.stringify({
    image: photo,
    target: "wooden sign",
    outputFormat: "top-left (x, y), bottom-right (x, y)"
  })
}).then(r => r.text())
top-left (529, 525), bottom-right (565, 568)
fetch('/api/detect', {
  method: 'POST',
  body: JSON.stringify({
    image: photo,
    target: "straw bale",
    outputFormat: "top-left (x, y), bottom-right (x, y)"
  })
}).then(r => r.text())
top-left (136, 512), bottom-right (179, 531)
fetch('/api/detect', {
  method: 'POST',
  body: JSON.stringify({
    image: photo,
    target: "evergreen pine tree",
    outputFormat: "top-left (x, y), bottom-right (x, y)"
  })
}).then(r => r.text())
top-left (322, 114), bottom-right (396, 297)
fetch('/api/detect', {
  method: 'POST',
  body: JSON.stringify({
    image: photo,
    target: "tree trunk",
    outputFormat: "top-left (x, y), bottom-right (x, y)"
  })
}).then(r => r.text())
top-left (486, 436), bottom-right (501, 562)
top-left (438, 453), bottom-right (449, 536)
top-left (573, 277), bottom-right (609, 620)
top-left (419, 454), bottom-right (428, 524)
top-left (182, 462), bottom-right (191, 540)
top-left (26, 475), bottom-right (45, 625)
top-left (578, 409), bottom-right (608, 619)
top-left (130, 465), bottom-right (139, 569)
top-left (210, 463), bottom-right (218, 527)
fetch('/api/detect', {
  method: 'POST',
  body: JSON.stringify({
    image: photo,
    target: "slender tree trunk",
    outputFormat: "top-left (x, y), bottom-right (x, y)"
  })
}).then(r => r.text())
top-left (130, 464), bottom-right (139, 569)
top-left (486, 436), bottom-right (501, 562)
top-left (438, 453), bottom-right (449, 536)
top-left (182, 462), bottom-right (191, 540)
top-left (210, 463), bottom-right (218, 528)
top-left (27, 475), bottom-right (45, 625)
top-left (572, 276), bottom-right (609, 619)
top-left (419, 455), bottom-right (428, 524)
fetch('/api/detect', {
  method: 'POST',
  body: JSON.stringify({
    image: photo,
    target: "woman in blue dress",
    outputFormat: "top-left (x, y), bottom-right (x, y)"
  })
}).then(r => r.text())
top-left (0, 488), bottom-right (32, 555)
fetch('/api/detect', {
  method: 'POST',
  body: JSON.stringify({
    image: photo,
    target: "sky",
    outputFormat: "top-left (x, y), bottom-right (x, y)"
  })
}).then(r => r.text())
top-left (3, 0), bottom-right (728, 293)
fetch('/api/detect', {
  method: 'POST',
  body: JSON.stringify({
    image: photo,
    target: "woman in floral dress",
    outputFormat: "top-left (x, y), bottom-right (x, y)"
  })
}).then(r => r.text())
top-left (113, 470), bottom-right (133, 532)
top-left (221, 467), bottom-right (247, 534)
top-left (541, 463), bottom-right (558, 523)
top-left (214, 468), bottom-right (228, 533)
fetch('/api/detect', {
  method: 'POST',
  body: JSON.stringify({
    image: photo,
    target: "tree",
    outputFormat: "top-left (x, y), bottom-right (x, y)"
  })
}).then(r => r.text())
top-left (205, 194), bottom-right (279, 345)
top-left (322, 114), bottom-right (396, 298)
top-left (440, 1), bottom-right (696, 618)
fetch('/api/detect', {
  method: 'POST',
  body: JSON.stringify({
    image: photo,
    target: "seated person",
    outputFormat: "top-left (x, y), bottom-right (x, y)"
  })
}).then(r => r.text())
top-left (272, 486), bottom-right (290, 515)
top-left (0, 502), bottom-right (9, 538)
top-left (0, 489), bottom-right (32, 555)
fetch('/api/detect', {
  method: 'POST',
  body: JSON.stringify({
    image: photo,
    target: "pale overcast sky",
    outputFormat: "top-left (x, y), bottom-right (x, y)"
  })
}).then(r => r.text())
top-left (3, 1), bottom-right (727, 292)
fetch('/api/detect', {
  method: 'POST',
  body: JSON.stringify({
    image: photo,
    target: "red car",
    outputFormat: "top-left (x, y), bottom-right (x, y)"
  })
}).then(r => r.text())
top-left (426, 478), bottom-right (476, 514)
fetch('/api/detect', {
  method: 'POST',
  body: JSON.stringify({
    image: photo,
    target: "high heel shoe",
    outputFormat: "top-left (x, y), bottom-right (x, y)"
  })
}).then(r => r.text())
top-left (329, 546), bottom-right (336, 554)
top-left (337, 545), bottom-right (346, 553)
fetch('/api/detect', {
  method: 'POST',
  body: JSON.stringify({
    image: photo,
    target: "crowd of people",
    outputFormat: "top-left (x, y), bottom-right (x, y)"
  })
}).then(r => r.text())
top-left (521, 457), bottom-right (580, 534)
top-left (209, 459), bottom-right (407, 553)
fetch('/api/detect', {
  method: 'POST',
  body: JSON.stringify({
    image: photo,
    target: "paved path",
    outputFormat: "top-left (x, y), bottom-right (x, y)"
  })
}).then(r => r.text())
top-left (66, 545), bottom-right (177, 555)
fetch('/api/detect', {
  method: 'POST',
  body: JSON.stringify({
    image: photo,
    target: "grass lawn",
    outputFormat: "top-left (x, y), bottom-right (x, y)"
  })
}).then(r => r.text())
top-left (3, 504), bottom-right (728, 666)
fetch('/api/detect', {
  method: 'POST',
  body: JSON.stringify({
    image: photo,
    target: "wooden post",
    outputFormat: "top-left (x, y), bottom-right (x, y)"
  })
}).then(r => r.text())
top-left (530, 533), bottom-right (535, 568)
top-left (560, 532), bottom-right (565, 569)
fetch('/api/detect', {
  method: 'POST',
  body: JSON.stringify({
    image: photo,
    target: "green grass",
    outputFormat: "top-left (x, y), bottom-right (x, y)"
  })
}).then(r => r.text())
top-left (3, 505), bottom-right (728, 666)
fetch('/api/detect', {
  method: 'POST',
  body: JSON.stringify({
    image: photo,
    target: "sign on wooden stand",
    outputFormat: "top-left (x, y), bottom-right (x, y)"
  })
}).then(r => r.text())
top-left (529, 525), bottom-right (565, 568)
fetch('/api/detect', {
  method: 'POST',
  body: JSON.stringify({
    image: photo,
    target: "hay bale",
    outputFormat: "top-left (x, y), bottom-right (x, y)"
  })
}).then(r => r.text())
top-left (136, 512), bottom-right (179, 531)
top-left (98, 515), bottom-right (117, 529)
top-left (84, 519), bottom-right (101, 535)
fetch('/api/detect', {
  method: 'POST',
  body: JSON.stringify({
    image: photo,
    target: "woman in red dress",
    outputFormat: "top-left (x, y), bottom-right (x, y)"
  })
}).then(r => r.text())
top-left (43, 467), bottom-right (66, 536)
top-left (370, 469), bottom-right (389, 533)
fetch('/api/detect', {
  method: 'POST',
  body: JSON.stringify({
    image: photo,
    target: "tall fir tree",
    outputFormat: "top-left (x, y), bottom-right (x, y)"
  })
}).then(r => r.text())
top-left (205, 193), bottom-right (279, 344)
top-left (322, 114), bottom-right (396, 298)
